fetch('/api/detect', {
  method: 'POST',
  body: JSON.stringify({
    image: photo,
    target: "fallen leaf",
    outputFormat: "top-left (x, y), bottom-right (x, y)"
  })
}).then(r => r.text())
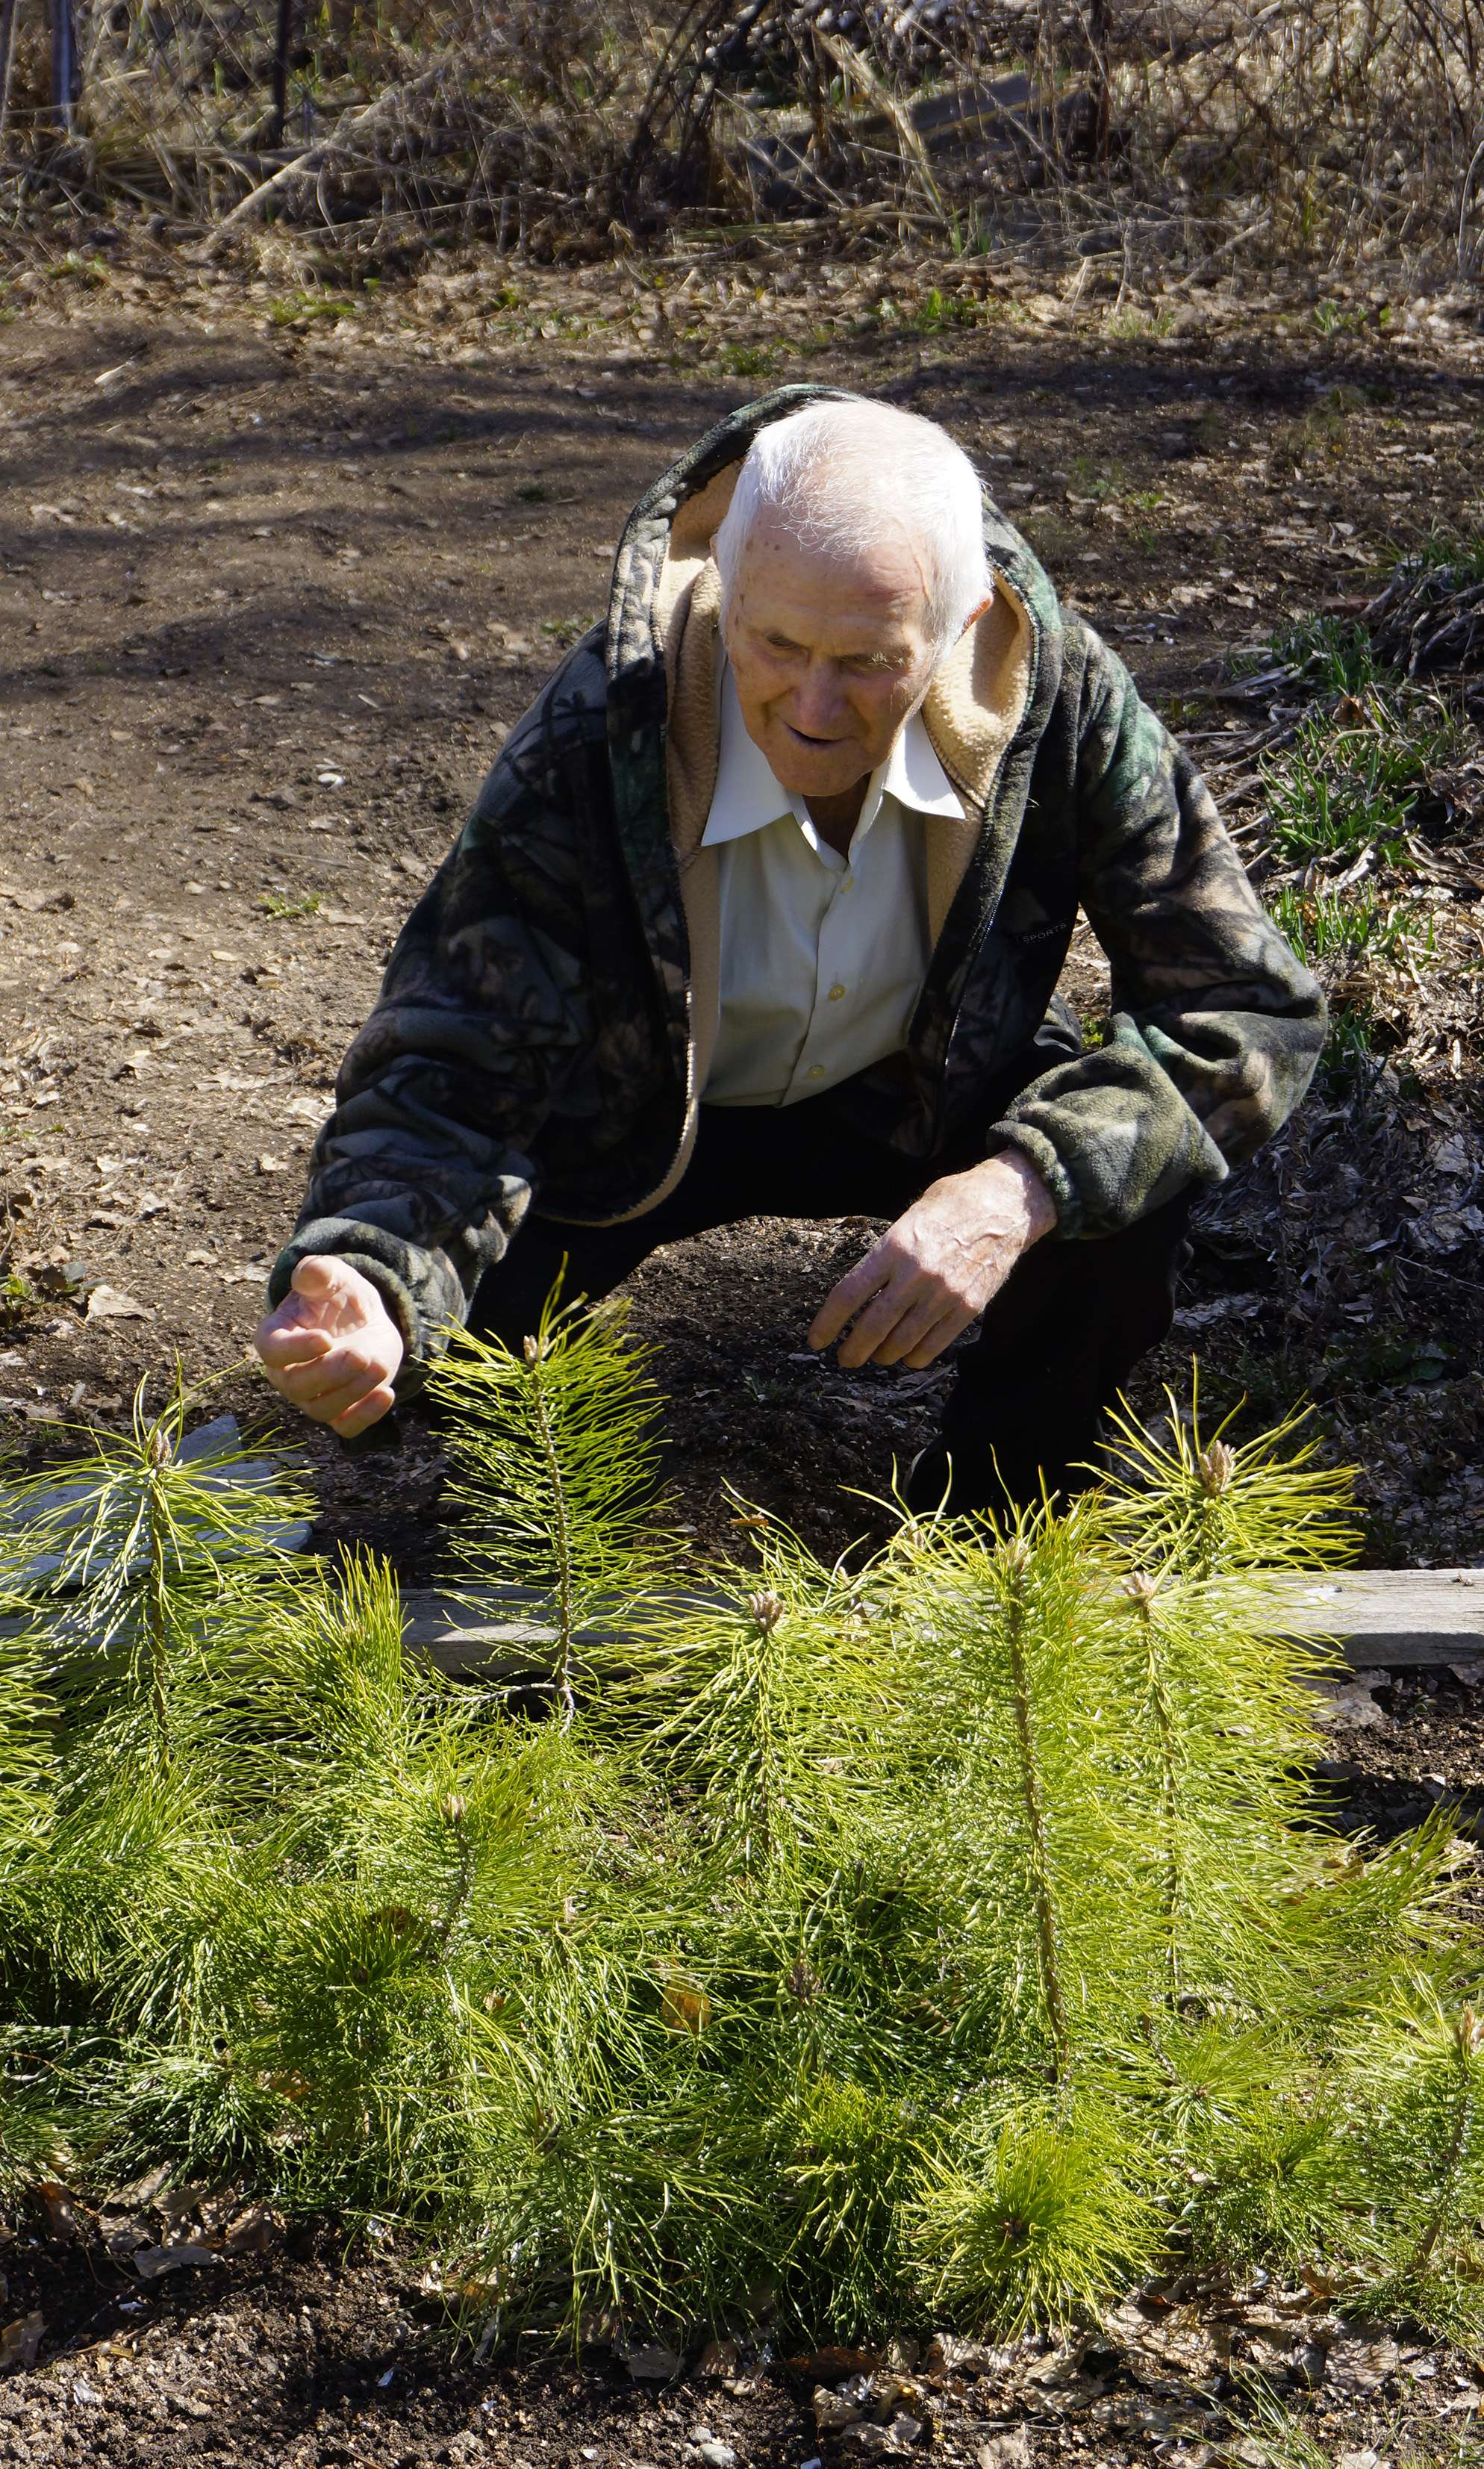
top-left (85, 1285), bottom-right (151, 1321)
top-left (222, 2206), bottom-right (275, 2255)
top-left (39, 2182), bottom-right (81, 2241)
top-left (659, 1976), bottom-right (711, 2036)
top-left (219, 1263), bottom-right (269, 1286)
top-left (133, 2242), bottom-right (218, 2283)
top-left (0, 885), bottom-right (75, 914)
top-left (0, 2313), bottom-right (43, 2373)
top-left (815, 2388), bottom-right (862, 2432)
top-left (621, 2343), bottom-right (683, 2382)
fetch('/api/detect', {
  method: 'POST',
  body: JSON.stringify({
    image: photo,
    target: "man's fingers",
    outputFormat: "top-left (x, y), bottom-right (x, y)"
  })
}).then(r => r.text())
top-left (271, 1364), bottom-right (381, 1425)
top-left (900, 1308), bottom-right (974, 1372)
top-left (331, 1382), bottom-right (396, 1438)
top-left (835, 1274), bottom-right (931, 1369)
top-left (276, 1342), bottom-right (380, 1403)
top-left (808, 1244), bottom-right (897, 1351)
top-left (866, 1286), bottom-right (960, 1367)
top-left (255, 1321), bottom-right (335, 1372)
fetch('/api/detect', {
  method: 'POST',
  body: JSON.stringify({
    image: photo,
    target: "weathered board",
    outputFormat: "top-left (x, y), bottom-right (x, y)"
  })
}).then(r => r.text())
top-left (400, 1569), bottom-right (1484, 1680)
top-left (1256, 1569), bottom-right (1484, 1669)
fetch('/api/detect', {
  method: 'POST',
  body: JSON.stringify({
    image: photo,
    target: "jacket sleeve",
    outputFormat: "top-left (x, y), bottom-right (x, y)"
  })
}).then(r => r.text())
top-left (990, 629), bottom-right (1325, 1239)
top-left (266, 682), bottom-right (598, 1372)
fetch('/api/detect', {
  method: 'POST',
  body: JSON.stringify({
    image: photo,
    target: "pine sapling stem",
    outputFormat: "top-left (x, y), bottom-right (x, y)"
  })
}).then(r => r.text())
top-left (1004, 1555), bottom-right (1070, 2079)
top-left (743, 1590), bottom-right (785, 1878)
top-left (434, 1796), bottom-right (475, 1946)
top-left (1128, 1580), bottom-right (1182, 2003)
top-left (144, 1445), bottom-right (172, 1764)
top-left (1191, 1440), bottom-right (1236, 1582)
top-left (524, 1336), bottom-right (576, 1729)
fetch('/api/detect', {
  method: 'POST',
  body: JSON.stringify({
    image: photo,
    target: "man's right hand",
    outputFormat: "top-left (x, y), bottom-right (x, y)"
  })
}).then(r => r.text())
top-left (253, 1256), bottom-right (404, 1437)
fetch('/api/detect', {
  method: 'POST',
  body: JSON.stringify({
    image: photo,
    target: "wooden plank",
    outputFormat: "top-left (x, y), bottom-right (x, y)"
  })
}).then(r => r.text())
top-left (1257, 1569), bottom-right (1484, 1667)
top-left (400, 1571), bottom-right (1484, 1680)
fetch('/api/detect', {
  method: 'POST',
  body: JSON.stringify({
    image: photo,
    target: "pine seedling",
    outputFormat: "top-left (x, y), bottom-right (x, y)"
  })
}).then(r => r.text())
top-left (0, 1380), bottom-right (312, 2024)
top-left (908, 2105), bottom-right (1160, 2333)
top-left (885, 1498), bottom-right (1156, 2082)
top-left (1346, 1995), bottom-right (1484, 2340)
top-left (0, 1352), bottom-right (1477, 2347)
top-left (1179, 2082), bottom-right (1356, 2279)
top-left (175, 1549), bottom-right (656, 2229)
top-left (1099, 1386), bottom-right (1359, 1582)
top-left (1097, 1563), bottom-right (1334, 2016)
top-left (612, 1515), bottom-right (906, 1885)
top-left (1, 1375), bottom-right (314, 1769)
top-left (758, 2070), bottom-right (922, 2336)
top-left (478, 2089), bottom-right (751, 2342)
top-left (0, 1616), bottom-right (45, 1849)
top-left (431, 1289), bottom-right (676, 1725)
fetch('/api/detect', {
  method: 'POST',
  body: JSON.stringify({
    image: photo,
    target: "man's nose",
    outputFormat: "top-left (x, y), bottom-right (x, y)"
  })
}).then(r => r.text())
top-left (788, 662), bottom-right (850, 735)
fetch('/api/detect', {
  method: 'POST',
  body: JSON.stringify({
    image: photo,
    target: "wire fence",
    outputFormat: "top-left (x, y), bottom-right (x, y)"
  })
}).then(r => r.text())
top-left (0, 1), bottom-right (1480, 278)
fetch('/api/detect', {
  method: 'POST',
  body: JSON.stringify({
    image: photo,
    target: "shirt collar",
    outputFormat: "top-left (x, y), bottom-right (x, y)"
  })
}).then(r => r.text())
top-left (702, 653), bottom-right (964, 850)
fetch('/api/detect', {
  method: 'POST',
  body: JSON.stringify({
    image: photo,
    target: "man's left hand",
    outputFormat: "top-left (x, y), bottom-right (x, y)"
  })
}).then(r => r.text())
top-left (808, 1148), bottom-right (1057, 1371)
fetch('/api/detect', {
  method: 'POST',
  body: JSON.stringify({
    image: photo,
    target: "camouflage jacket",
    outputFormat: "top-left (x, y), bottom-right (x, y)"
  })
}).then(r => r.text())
top-left (269, 386), bottom-right (1324, 1370)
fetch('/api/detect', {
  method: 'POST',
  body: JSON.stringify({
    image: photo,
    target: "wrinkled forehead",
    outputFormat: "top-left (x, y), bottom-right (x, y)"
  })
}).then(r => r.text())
top-left (730, 512), bottom-right (932, 637)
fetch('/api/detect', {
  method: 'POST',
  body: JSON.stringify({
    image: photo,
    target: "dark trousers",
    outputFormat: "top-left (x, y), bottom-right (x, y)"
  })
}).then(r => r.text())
top-left (468, 1091), bottom-right (1191, 1518)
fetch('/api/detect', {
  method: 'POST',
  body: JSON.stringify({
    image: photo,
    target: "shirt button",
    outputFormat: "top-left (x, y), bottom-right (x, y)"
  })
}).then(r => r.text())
top-left (828, 983), bottom-right (847, 1001)
top-left (806, 1064), bottom-right (826, 1080)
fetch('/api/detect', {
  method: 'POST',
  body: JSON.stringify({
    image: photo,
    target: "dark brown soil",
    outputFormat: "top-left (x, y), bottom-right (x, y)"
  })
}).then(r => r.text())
top-left (3, 2209), bottom-right (1480, 2469)
top-left (4, 242), bottom-right (1484, 2459)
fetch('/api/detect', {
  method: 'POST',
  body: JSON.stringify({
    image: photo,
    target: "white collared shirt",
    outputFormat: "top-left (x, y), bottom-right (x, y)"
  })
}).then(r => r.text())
top-left (699, 657), bottom-right (964, 1106)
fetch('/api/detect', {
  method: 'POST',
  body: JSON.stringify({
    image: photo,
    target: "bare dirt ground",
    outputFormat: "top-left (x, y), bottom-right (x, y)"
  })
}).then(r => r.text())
top-left (3, 240), bottom-right (1484, 2461)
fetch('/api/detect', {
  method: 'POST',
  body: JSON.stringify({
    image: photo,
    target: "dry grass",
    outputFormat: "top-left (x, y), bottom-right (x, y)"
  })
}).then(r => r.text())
top-left (0, 1), bottom-right (1480, 283)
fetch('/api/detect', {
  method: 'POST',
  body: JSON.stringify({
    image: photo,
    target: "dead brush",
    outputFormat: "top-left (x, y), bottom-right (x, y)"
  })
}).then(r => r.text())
top-left (1, 0), bottom-right (1480, 279)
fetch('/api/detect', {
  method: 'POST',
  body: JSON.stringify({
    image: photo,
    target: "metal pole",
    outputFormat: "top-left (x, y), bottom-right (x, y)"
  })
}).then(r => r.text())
top-left (1087, 0), bottom-right (1112, 165)
top-left (0, 0), bottom-right (21, 143)
top-left (49, 0), bottom-right (78, 134)
top-left (270, 0), bottom-right (296, 149)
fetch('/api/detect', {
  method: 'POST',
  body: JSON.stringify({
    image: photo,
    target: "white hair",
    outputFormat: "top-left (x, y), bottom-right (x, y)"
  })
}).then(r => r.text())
top-left (712, 398), bottom-right (991, 658)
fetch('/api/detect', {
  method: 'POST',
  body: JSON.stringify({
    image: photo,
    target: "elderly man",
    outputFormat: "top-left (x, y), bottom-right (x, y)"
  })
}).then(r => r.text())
top-left (254, 390), bottom-right (1323, 1511)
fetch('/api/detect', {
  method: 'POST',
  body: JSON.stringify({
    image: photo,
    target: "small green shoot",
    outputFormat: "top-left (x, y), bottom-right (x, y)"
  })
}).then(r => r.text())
top-left (1261, 689), bottom-right (1467, 867)
top-left (540, 614), bottom-right (599, 649)
top-left (268, 291), bottom-right (358, 326)
top-left (717, 342), bottom-right (783, 379)
top-left (258, 891), bottom-right (322, 921)
top-left (0, 1269), bottom-right (36, 1326)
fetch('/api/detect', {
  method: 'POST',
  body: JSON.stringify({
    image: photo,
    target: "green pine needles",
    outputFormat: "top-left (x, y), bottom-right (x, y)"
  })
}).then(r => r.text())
top-left (1, 1327), bottom-right (1483, 2350)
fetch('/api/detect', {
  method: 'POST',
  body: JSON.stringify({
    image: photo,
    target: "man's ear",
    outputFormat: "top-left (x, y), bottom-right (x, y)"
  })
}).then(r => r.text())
top-left (958, 594), bottom-right (994, 641)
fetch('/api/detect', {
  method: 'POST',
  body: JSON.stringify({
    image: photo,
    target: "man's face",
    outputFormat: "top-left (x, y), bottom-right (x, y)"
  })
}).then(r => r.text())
top-left (723, 514), bottom-right (939, 800)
